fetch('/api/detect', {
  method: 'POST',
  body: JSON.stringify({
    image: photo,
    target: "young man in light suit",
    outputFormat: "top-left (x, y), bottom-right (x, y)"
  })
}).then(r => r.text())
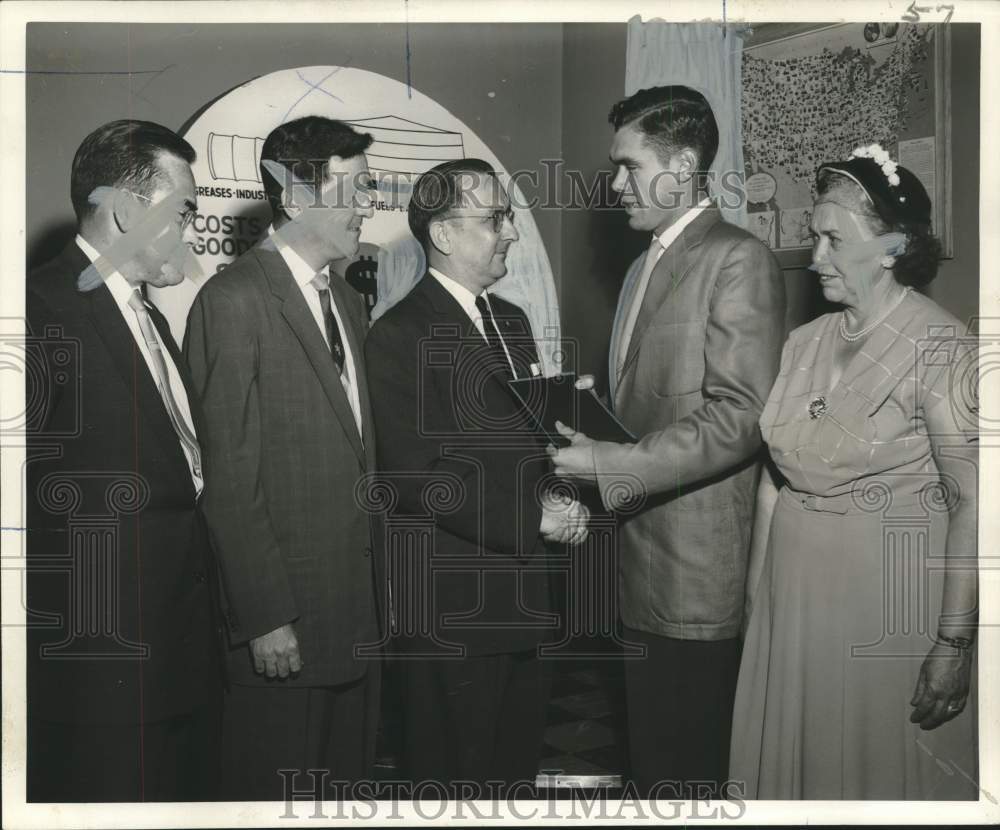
top-left (551, 86), bottom-right (786, 797)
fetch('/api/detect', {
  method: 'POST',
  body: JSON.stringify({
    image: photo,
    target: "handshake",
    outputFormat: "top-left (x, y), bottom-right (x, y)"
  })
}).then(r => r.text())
top-left (539, 489), bottom-right (590, 546)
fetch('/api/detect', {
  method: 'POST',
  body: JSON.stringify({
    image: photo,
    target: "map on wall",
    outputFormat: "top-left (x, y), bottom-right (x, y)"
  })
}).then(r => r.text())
top-left (741, 23), bottom-right (947, 252)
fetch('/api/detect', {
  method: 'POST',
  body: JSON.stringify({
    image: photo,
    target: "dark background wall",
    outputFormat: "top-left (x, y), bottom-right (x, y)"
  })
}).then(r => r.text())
top-left (560, 23), bottom-right (634, 382)
top-left (26, 22), bottom-right (564, 281)
top-left (27, 23), bottom-right (979, 382)
top-left (928, 22), bottom-right (980, 326)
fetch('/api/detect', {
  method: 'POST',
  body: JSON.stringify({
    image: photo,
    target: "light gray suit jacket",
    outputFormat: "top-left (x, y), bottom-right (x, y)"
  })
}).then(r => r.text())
top-left (596, 207), bottom-right (785, 640)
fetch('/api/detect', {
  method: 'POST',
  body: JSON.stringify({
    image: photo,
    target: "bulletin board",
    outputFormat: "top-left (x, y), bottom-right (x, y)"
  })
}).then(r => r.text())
top-left (741, 23), bottom-right (952, 262)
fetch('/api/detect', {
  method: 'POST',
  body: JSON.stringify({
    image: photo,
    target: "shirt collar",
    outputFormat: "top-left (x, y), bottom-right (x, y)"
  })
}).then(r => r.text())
top-left (267, 224), bottom-right (328, 287)
top-left (75, 234), bottom-right (137, 309)
top-left (428, 267), bottom-right (485, 322)
top-left (653, 196), bottom-right (713, 251)
top-left (75, 234), bottom-right (102, 264)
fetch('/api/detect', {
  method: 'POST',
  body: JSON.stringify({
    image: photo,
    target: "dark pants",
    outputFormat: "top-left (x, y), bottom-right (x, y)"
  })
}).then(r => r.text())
top-left (401, 649), bottom-right (550, 793)
top-left (623, 626), bottom-right (741, 798)
top-left (219, 665), bottom-right (380, 801)
top-left (27, 700), bottom-right (221, 802)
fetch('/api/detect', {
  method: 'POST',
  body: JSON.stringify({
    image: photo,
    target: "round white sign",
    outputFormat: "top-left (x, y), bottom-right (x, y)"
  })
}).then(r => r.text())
top-left (151, 66), bottom-right (561, 373)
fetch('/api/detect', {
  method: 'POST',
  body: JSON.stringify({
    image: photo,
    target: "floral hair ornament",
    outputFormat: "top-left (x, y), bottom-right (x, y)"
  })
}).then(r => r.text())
top-left (816, 150), bottom-right (932, 228)
top-left (849, 144), bottom-right (901, 187)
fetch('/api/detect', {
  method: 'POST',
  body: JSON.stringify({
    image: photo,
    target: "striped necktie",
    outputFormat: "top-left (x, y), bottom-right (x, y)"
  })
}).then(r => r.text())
top-left (126, 289), bottom-right (202, 478)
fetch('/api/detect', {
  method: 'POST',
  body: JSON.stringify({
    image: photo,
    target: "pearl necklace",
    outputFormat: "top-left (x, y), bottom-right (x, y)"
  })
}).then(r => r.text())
top-left (839, 287), bottom-right (911, 342)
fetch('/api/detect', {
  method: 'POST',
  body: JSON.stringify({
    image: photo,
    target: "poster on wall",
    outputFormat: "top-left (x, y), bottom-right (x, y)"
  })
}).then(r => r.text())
top-left (149, 65), bottom-right (562, 374)
top-left (741, 23), bottom-right (952, 256)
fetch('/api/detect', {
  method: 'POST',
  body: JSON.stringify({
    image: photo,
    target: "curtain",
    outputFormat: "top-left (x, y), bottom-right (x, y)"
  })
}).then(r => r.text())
top-left (625, 17), bottom-right (748, 228)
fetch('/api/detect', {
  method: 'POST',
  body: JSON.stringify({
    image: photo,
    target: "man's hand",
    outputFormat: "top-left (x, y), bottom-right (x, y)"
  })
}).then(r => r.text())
top-left (574, 374), bottom-right (596, 391)
top-left (540, 490), bottom-right (590, 545)
top-left (548, 420), bottom-right (598, 483)
top-left (250, 623), bottom-right (302, 679)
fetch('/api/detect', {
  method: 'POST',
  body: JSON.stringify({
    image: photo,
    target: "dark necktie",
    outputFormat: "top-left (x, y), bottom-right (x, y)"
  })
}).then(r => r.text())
top-left (475, 294), bottom-right (517, 378)
top-left (311, 272), bottom-right (345, 374)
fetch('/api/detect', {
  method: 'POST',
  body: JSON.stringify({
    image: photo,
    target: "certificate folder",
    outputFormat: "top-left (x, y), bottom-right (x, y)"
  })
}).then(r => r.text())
top-left (508, 373), bottom-right (637, 447)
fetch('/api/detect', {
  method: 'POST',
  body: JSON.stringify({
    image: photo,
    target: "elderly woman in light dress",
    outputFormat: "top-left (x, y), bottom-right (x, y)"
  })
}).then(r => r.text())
top-left (730, 145), bottom-right (978, 800)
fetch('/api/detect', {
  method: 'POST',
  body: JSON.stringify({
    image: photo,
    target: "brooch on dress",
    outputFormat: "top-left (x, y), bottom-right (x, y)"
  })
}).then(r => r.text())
top-left (807, 395), bottom-right (828, 419)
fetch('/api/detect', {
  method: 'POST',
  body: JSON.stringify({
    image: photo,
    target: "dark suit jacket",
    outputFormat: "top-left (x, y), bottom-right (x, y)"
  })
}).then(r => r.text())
top-left (184, 242), bottom-right (382, 687)
top-left (365, 273), bottom-right (556, 657)
top-left (25, 242), bottom-right (221, 725)
top-left (596, 208), bottom-right (786, 640)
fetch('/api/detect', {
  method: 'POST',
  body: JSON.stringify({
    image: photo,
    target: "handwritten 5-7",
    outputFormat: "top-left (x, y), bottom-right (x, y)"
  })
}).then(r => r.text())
top-left (902, 2), bottom-right (955, 24)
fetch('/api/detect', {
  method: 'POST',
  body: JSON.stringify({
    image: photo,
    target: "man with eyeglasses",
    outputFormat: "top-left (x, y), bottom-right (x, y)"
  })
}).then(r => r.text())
top-left (365, 159), bottom-right (589, 793)
top-left (184, 116), bottom-right (384, 800)
top-left (25, 119), bottom-right (222, 801)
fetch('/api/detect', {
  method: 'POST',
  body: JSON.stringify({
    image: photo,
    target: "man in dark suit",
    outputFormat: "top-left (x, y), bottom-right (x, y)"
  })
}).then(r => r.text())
top-left (551, 86), bottom-right (786, 796)
top-left (26, 119), bottom-right (222, 801)
top-left (365, 159), bottom-right (589, 793)
top-left (184, 117), bottom-right (382, 800)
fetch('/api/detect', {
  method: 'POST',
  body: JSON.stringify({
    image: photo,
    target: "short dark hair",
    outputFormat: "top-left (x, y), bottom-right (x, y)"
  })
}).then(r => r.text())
top-left (407, 159), bottom-right (497, 250)
top-left (608, 85), bottom-right (719, 172)
top-left (260, 116), bottom-right (374, 216)
top-left (70, 119), bottom-right (196, 223)
top-left (816, 167), bottom-right (942, 288)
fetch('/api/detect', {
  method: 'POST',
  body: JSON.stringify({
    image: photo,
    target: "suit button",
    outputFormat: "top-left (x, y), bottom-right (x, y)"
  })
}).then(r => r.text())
top-left (115, 679), bottom-right (125, 687)
top-left (194, 570), bottom-right (207, 584)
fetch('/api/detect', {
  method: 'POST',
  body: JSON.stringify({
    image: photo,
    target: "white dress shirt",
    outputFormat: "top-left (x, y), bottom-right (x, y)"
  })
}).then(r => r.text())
top-left (428, 267), bottom-right (518, 377)
top-left (75, 235), bottom-right (203, 495)
top-left (428, 267), bottom-right (486, 337)
top-left (268, 227), bottom-right (363, 436)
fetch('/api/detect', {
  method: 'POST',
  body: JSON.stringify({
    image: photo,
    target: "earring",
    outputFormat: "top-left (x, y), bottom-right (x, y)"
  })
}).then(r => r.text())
top-left (881, 257), bottom-right (895, 269)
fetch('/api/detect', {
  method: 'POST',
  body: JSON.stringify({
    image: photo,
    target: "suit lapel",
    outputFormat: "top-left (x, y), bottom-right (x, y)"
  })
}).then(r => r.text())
top-left (81, 280), bottom-right (193, 490)
top-left (328, 271), bottom-right (376, 469)
top-left (494, 311), bottom-right (537, 379)
top-left (257, 247), bottom-right (365, 464)
top-left (617, 208), bottom-right (722, 386)
top-left (420, 274), bottom-right (525, 404)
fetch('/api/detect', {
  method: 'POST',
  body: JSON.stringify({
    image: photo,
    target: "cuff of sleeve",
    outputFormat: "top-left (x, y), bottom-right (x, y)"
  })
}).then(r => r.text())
top-left (226, 596), bottom-right (299, 645)
top-left (594, 441), bottom-right (647, 513)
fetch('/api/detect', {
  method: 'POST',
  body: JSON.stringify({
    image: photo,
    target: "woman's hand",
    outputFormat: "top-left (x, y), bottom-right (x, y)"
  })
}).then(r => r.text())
top-left (908, 640), bottom-right (973, 730)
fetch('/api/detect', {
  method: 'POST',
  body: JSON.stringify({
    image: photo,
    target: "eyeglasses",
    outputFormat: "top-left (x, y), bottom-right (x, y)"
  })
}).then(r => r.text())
top-left (122, 189), bottom-right (197, 232)
top-left (441, 207), bottom-right (515, 233)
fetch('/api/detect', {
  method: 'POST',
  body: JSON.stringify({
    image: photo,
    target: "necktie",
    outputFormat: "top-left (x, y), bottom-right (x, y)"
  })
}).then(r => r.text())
top-left (311, 272), bottom-right (346, 374)
top-left (126, 289), bottom-right (202, 478)
top-left (614, 235), bottom-right (665, 384)
top-left (310, 272), bottom-right (362, 437)
top-left (475, 294), bottom-right (517, 379)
